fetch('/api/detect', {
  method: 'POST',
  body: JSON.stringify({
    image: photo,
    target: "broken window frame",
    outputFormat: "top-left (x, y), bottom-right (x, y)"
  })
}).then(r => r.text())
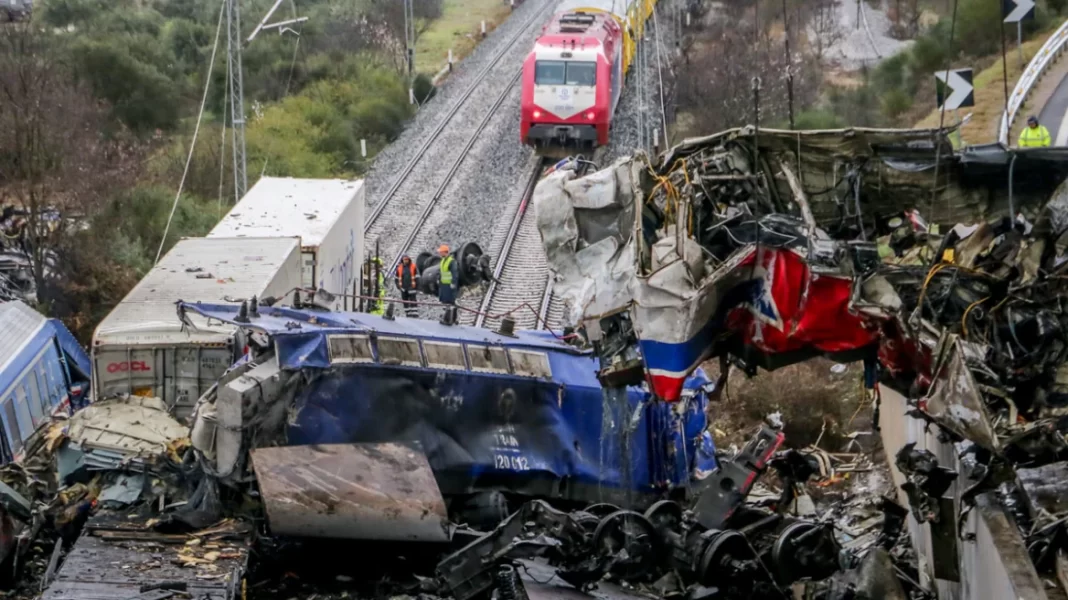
top-left (326, 334), bottom-right (375, 365)
top-left (507, 349), bottom-right (553, 380)
top-left (373, 336), bottom-right (424, 368)
top-left (423, 341), bottom-right (468, 371)
top-left (467, 344), bottom-right (512, 375)
top-left (1, 398), bottom-right (20, 457)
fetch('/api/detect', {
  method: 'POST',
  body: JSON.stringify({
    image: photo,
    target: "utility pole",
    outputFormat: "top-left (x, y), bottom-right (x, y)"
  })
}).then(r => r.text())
top-left (404, 0), bottom-right (415, 76)
top-left (226, 0), bottom-right (248, 203)
top-left (782, 0), bottom-right (794, 129)
top-left (226, 0), bottom-right (307, 203)
top-left (403, 0), bottom-right (415, 103)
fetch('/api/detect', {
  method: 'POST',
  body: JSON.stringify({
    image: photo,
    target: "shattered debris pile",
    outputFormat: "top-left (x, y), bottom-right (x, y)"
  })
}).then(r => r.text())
top-left (42, 515), bottom-right (249, 600)
top-left (436, 426), bottom-right (921, 600)
top-left (0, 395), bottom-right (252, 599)
top-left (534, 126), bottom-right (1068, 590)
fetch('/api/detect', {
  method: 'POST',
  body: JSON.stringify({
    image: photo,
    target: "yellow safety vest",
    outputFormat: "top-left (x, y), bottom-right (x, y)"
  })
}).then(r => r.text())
top-left (1019, 125), bottom-right (1051, 148)
top-left (370, 270), bottom-right (385, 315)
top-left (440, 256), bottom-right (454, 286)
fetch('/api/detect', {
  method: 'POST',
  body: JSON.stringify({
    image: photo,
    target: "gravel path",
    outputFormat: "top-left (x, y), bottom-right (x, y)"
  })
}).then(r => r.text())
top-left (820, 0), bottom-right (913, 70)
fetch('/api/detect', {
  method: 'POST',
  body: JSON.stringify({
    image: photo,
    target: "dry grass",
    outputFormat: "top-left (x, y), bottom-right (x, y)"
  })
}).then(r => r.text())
top-left (414, 0), bottom-right (514, 74)
top-left (913, 29), bottom-right (1057, 145)
top-left (704, 358), bottom-right (868, 451)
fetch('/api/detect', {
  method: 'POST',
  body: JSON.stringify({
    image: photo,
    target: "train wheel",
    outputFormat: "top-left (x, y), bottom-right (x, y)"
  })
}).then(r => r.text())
top-left (592, 510), bottom-right (660, 582)
top-left (455, 242), bottom-right (485, 286)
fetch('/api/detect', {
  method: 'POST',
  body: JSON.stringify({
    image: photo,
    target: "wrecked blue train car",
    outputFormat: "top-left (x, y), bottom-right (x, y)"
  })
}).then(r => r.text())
top-left (180, 301), bottom-right (717, 537)
top-left (0, 300), bottom-right (90, 464)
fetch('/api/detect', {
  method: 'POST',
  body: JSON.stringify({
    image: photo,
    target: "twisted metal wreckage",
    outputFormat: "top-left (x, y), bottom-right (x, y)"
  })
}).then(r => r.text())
top-left (9, 127), bottom-right (1068, 600)
top-left (533, 126), bottom-right (1068, 594)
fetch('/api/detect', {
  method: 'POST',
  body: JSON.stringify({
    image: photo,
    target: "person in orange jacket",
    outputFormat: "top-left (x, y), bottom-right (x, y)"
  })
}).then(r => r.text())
top-left (395, 254), bottom-right (418, 317)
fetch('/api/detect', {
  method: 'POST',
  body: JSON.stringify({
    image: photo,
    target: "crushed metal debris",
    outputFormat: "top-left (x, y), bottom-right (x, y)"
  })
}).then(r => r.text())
top-left (533, 126), bottom-right (1068, 595)
top-left (9, 127), bottom-right (1068, 599)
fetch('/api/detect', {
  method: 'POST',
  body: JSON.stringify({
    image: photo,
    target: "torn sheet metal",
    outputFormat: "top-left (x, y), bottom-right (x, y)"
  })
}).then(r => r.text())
top-left (97, 473), bottom-right (145, 507)
top-left (251, 443), bottom-right (450, 542)
top-left (1017, 462), bottom-right (1068, 515)
top-left (921, 337), bottom-right (999, 451)
top-left (532, 158), bottom-right (640, 327)
top-left (66, 395), bottom-right (189, 457)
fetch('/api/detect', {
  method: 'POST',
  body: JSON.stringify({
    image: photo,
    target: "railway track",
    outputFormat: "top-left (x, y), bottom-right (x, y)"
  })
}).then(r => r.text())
top-left (469, 158), bottom-right (554, 330)
top-left (364, 0), bottom-right (555, 277)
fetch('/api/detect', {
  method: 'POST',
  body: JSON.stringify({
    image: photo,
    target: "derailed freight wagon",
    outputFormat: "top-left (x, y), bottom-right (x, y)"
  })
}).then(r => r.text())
top-left (0, 300), bottom-right (90, 463)
top-left (91, 237), bottom-right (302, 419)
top-left (208, 177), bottom-right (364, 311)
top-left (180, 301), bottom-right (718, 537)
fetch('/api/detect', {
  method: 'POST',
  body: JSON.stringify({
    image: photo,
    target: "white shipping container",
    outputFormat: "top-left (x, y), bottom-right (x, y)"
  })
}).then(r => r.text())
top-left (91, 237), bottom-right (302, 418)
top-left (208, 177), bottom-right (365, 311)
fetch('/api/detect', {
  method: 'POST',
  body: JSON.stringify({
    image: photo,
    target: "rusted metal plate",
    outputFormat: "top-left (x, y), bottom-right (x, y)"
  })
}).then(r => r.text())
top-left (251, 443), bottom-right (450, 542)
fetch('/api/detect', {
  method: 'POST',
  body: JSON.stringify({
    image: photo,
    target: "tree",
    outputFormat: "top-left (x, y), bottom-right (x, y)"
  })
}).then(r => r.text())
top-left (677, 11), bottom-right (820, 135)
top-left (364, 0), bottom-right (444, 72)
top-left (0, 25), bottom-right (137, 307)
top-left (807, 0), bottom-right (843, 63)
top-left (72, 38), bottom-right (182, 132)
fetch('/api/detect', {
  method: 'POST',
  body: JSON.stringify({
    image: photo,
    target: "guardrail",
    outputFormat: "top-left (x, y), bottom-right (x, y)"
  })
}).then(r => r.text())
top-left (999, 19), bottom-right (1068, 145)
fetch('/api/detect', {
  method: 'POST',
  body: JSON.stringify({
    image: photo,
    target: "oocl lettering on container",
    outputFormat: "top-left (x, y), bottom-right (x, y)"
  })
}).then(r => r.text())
top-left (106, 361), bottom-right (151, 374)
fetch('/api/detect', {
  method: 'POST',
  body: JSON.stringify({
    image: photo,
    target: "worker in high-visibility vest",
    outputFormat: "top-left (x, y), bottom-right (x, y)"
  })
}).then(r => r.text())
top-left (438, 244), bottom-right (459, 324)
top-left (370, 256), bottom-right (386, 316)
top-left (395, 254), bottom-right (418, 317)
top-left (1019, 115), bottom-right (1052, 148)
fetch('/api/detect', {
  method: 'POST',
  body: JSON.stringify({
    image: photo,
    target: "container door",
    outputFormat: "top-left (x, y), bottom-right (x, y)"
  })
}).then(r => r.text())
top-left (167, 345), bottom-right (233, 420)
top-left (302, 251), bottom-right (316, 289)
top-left (94, 347), bottom-right (160, 399)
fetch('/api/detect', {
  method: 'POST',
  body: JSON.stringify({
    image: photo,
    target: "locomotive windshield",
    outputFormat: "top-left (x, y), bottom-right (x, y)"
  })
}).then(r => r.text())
top-left (535, 60), bottom-right (597, 86)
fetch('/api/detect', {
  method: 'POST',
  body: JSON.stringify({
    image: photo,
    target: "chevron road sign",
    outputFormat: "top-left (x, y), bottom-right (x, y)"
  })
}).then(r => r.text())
top-left (935, 69), bottom-right (974, 111)
top-left (1003, 0), bottom-right (1035, 23)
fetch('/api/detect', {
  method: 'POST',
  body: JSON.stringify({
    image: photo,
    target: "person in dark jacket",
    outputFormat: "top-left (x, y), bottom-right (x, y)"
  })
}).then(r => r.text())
top-left (437, 244), bottom-right (459, 324)
top-left (396, 254), bottom-right (418, 317)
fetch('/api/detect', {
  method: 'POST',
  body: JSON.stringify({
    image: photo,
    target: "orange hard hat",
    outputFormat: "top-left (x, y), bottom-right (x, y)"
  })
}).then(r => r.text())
top-left (438, 244), bottom-right (449, 253)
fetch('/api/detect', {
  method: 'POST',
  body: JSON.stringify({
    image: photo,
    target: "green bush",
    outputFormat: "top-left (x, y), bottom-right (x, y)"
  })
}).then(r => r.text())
top-left (36, 0), bottom-right (112, 27)
top-left (74, 40), bottom-right (181, 132)
top-left (881, 89), bottom-right (913, 119)
top-left (793, 109), bottom-right (845, 130)
top-left (873, 52), bottom-right (910, 94)
top-left (245, 66), bottom-right (414, 177)
top-left (162, 18), bottom-right (211, 72)
top-left (413, 72), bottom-right (438, 104)
top-left (956, 0), bottom-right (1003, 57)
top-left (94, 186), bottom-right (220, 274)
top-left (910, 26), bottom-right (950, 75)
top-left (84, 7), bottom-right (166, 37)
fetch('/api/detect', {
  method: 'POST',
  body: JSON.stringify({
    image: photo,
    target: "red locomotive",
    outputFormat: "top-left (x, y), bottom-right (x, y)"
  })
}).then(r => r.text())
top-left (520, 1), bottom-right (634, 155)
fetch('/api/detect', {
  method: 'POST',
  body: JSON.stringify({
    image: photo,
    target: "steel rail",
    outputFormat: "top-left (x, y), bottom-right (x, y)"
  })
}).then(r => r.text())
top-left (536, 277), bottom-right (553, 330)
top-left (364, 0), bottom-right (554, 232)
top-left (473, 158), bottom-right (549, 328)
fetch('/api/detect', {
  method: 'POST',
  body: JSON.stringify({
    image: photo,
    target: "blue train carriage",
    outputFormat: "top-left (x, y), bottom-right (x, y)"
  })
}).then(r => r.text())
top-left (0, 301), bottom-right (91, 464)
top-left (178, 301), bottom-right (717, 517)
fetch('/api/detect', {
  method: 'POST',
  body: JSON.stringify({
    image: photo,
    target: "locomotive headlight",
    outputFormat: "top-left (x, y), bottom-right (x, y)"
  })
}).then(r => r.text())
top-left (533, 110), bottom-right (542, 119)
top-left (585, 111), bottom-right (595, 120)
